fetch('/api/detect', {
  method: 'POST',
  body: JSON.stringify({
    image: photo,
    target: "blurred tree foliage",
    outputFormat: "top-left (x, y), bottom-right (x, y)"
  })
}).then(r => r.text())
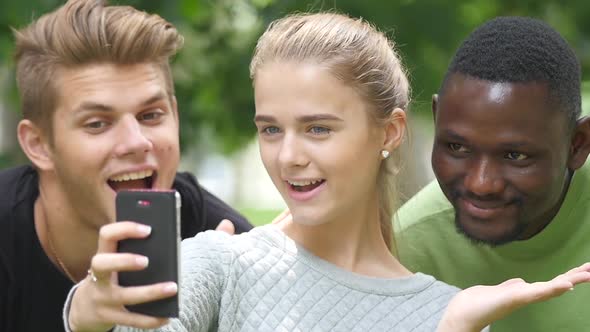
top-left (1, 0), bottom-right (589, 167)
top-left (264, 0), bottom-right (590, 113)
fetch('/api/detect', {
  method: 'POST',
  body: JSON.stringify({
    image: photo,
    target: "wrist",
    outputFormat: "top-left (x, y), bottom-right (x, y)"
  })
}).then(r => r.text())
top-left (437, 311), bottom-right (482, 332)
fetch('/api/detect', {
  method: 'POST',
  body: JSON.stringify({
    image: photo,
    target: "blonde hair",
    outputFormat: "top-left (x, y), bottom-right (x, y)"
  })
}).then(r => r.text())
top-left (13, 0), bottom-right (184, 139)
top-left (250, 13), bottom-right (410, 249)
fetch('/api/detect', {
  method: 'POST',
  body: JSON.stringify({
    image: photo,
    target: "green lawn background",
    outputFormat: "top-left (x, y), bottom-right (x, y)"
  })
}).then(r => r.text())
top-left (237, 207), bottom-right (283, 227)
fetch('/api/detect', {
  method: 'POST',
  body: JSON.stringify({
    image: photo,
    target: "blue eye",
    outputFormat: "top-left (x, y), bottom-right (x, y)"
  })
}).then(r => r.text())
top-left (86, 121), bottom-right (107, 129)
top-left (140, 111), bottom-right (163, 121)
top-left (84, 120), bottom-right (111, 133)
top-left (309, 126), bottom-right (330, 135)
top-left (262, 126), bottom-right (280, 135)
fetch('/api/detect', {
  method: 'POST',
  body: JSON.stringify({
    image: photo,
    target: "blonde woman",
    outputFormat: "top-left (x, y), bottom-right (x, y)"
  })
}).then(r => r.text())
top-left (65, 13), bottom-right (590, 332)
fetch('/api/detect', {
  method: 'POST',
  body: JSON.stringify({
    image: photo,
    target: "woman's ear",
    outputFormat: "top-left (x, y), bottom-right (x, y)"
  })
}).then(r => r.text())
top-left (568, 116), bottom-right (590, 170)
top-left (382, 108), bottom-right (407, 152)
top-left (17, 119), bottom-right (55, 171)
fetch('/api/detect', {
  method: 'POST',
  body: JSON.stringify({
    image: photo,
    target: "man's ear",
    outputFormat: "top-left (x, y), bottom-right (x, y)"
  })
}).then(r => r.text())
top-left (382, 108), bottom-right (407, 152)
top-left (17, 119), bottom-right (54, 171)
top-left (568, 116), bottom-right (590, 170)
top-left (432, 94), bottom-right (439, 122)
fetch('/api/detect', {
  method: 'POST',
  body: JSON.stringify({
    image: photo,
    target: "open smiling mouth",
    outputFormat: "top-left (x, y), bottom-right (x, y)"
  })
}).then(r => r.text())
top-left (287, 179), bottom-right (325, 192)
top-left (108, 170), bottom-right (155, 192)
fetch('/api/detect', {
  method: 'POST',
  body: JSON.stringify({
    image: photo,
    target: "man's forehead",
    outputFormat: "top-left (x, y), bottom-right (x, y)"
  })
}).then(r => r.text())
top-left (439, 75), bottom-right (554, 116)
top-left (436, 75), bottom-right (571, 141)
top-left (486, 82), bottom-right (513, 103)
top-left (57, 62), bottom-right (165, 85)
top-left (55, 63), bottom-right (171, 110)
top-left (443, 73), bottom-right (550, 100)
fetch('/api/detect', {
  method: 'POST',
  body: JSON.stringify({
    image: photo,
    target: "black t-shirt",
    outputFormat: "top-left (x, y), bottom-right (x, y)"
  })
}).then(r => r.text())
top-left (0, 165), bottom-right (252, 332)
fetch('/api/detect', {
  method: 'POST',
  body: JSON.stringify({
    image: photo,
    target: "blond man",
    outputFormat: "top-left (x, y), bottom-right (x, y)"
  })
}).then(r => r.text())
top-left (0, 1), bottom-right (251, 331)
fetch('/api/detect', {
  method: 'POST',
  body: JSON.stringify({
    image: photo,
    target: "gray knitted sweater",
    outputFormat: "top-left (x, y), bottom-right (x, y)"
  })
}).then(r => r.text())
top-left (67, 225), bottom-right (462, 331)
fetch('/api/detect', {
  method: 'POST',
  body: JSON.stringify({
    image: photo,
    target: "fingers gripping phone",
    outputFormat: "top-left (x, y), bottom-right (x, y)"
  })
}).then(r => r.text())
top-left (116, 190), bottom-right (181, 317)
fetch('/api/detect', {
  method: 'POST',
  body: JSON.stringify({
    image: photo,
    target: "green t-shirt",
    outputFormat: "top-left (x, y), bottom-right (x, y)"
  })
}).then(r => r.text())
top-left (394, 161), bottom-right (590, 331)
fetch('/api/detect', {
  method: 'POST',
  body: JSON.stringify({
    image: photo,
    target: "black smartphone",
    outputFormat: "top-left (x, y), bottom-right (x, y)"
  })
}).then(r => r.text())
top-left (116, 190), bottom-right (181, 317)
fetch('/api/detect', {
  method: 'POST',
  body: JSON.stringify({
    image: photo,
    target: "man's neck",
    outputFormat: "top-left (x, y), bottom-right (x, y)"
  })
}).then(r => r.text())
top-left (34, 185), bottom-right (99, 282)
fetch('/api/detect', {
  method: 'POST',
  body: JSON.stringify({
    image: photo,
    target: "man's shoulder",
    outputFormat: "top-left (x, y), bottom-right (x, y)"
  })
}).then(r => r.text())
top-left (0, 164), bottom-right (34, 212)
top-left (575, 160), bottom-right (590, 183)
top-left (0, 166), bottom-right (39, 289)
top-left (0, 164), bottom-right (36, 190)
top-left (174, 170), bottom-right (252, 235)
top-left (0, 165), bottom-right (37, 248)
top-left (0, 165), bottom-right (37, 219)
top-left (394, 180), bottom-right (455, 233)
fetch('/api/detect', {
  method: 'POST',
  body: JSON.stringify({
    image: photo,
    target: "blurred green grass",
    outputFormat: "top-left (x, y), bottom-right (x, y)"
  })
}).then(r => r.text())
top-left (238, 207), bottom-right (283, 227)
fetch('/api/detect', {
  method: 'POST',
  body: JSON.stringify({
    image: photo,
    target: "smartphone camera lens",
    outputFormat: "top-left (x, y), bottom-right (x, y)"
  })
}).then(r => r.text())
top-left (137, 200), bottom-right (151, 207)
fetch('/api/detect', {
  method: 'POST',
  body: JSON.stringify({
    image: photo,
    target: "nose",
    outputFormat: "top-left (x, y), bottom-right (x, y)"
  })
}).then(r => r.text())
top-left (464, 157), bottom-right (505, 196)
top-left (277, 133), bottom-right (309, 169)
top-left (113, 116), bottom-right (153, 157)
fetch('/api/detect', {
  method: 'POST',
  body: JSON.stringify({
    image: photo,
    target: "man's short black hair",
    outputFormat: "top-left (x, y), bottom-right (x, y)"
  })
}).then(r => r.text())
top-left (440, 16), bottom-right (581, 127)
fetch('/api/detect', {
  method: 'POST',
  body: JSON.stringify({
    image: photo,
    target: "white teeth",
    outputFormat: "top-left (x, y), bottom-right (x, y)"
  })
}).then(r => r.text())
top-left (110, 170), bottom-right (153, 182)
top-left (287, 179), bottom-right (322, 186)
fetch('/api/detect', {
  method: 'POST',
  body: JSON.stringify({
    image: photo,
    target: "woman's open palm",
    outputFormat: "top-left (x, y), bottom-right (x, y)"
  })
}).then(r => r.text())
top-left (438, 263), bottom-right (590, 332)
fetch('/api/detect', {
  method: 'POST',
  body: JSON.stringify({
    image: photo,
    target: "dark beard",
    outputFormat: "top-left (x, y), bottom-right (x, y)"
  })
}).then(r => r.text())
top-left (453, 214), bottom-right (528, 247)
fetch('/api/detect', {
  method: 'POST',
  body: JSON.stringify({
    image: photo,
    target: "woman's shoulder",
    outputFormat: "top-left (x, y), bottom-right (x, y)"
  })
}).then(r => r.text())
top-left (413, 272), bottom-right (461, 305)
top-left (180, 225), bottom-right (282, 262)
top-left (413, 272), bottom-right (460, 292)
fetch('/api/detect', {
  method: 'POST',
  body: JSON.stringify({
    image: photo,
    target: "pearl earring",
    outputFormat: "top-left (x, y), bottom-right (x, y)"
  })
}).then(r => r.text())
top-left (381, 150), bottom-right (390, 159)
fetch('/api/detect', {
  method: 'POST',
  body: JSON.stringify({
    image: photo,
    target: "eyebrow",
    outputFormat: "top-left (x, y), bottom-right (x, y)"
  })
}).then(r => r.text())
top-left (76, 101), bottom-right (113, 113)
top-left (440, 129), bottom-right (543, 151)
top-left (497, 141), bottom-right (543, 152)
top-left (141, 92), bottom-right (167, 107)
top-left (498, 142), bottom-right (531, 149)
top-left (253, 113), bottom-right (344, 123)
top-left (75, 92), bottom-right (167, 113)
top-left (437, 129), bottom-right (466, 142)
